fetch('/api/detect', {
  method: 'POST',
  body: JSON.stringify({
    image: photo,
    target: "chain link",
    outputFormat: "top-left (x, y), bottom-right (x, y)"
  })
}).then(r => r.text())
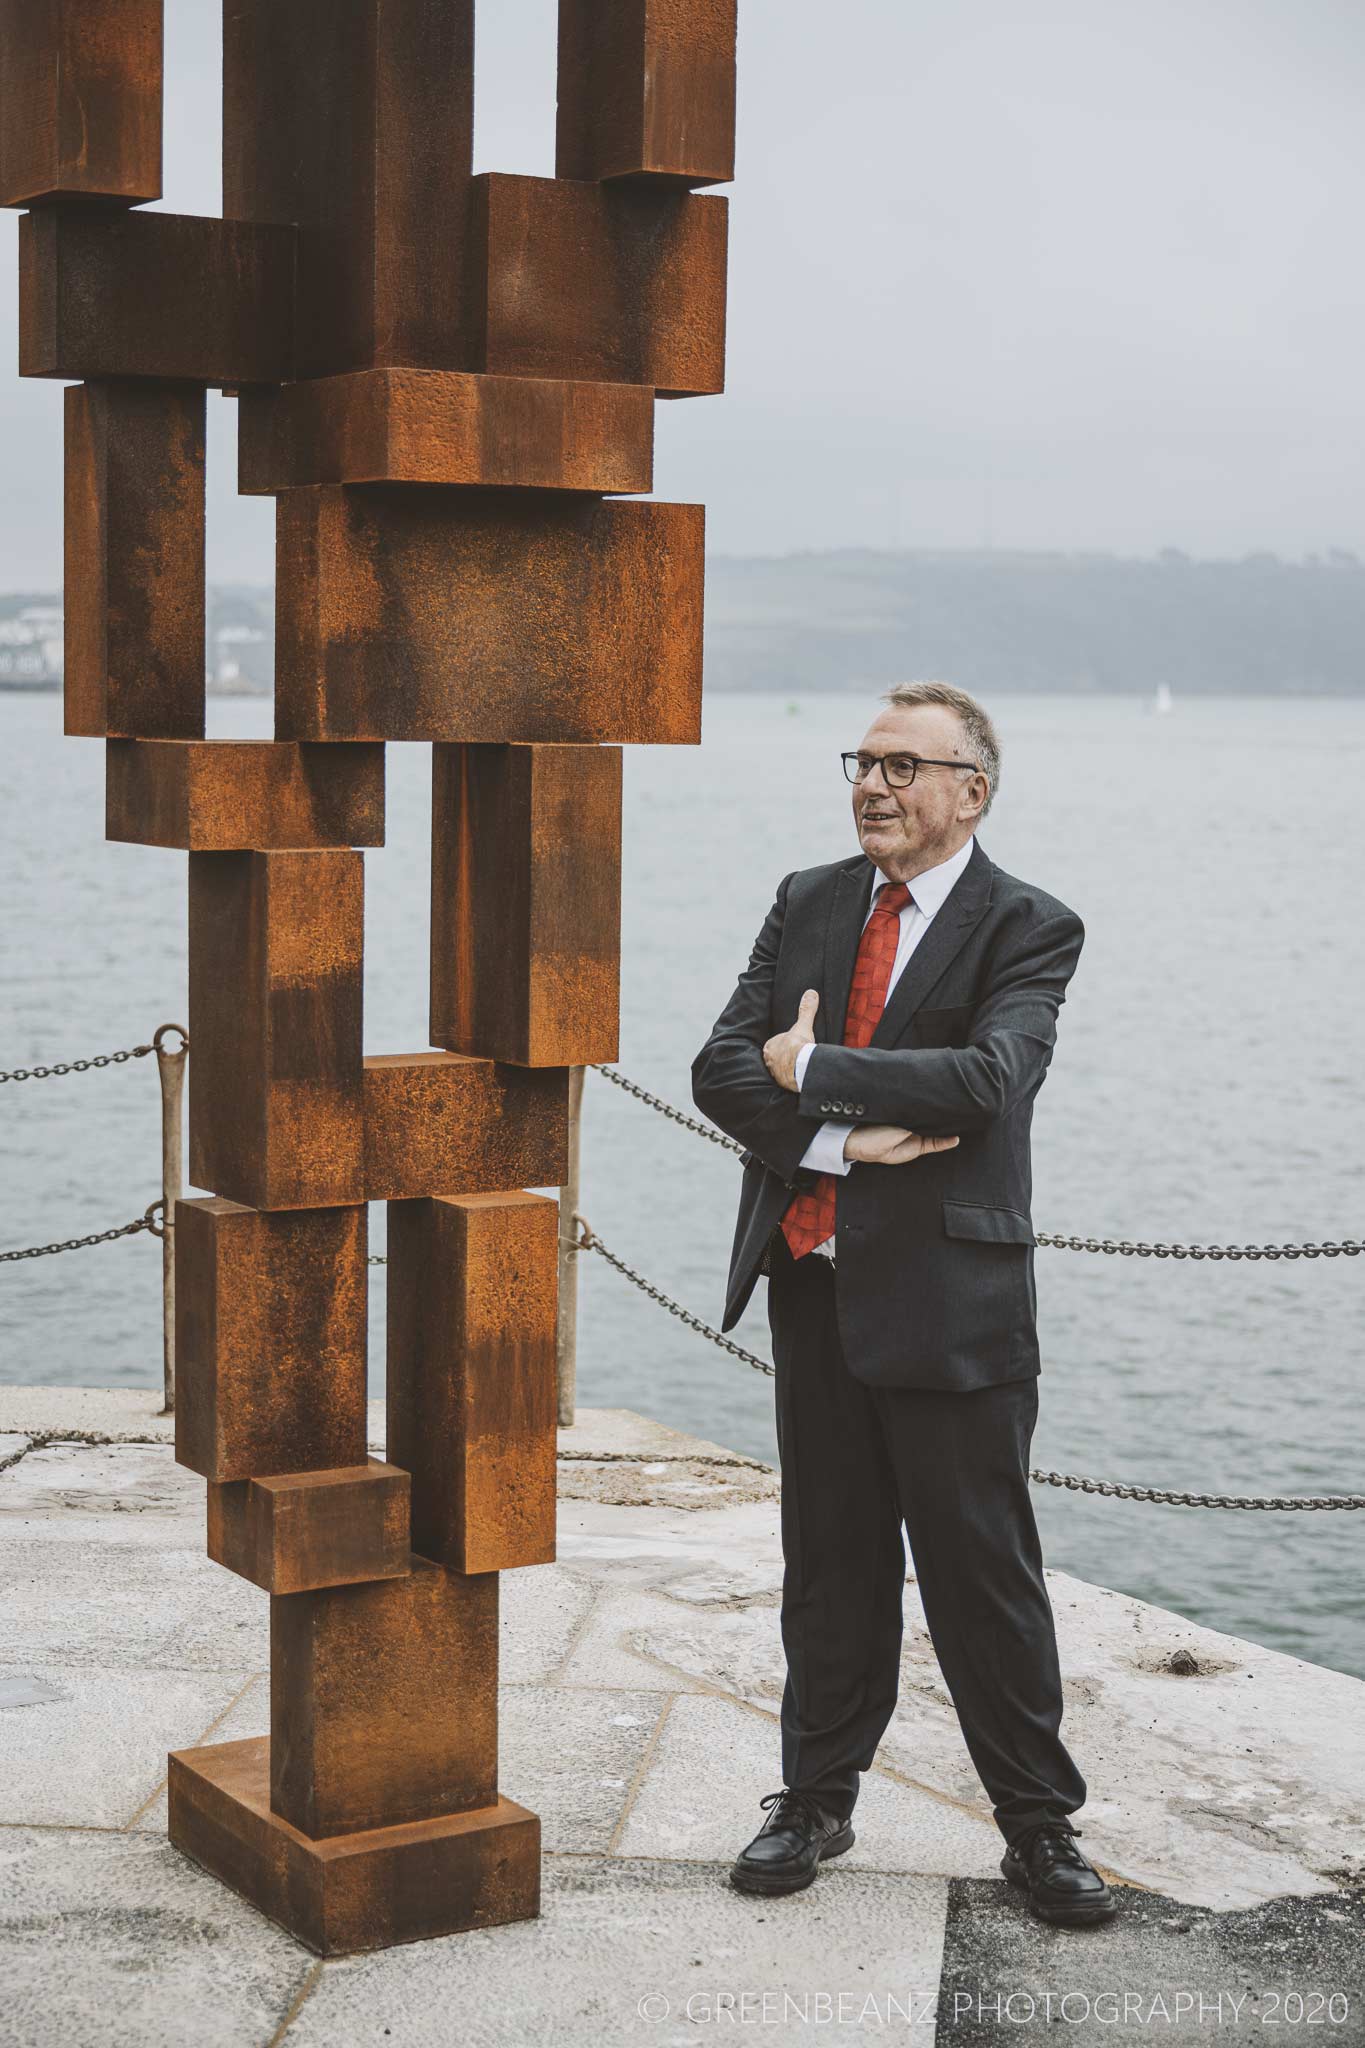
top-left (592, 1069), bottom-right (1362, 1263)
top-left (595, 1066), bottom-right (745, 1154)
top-left (562, 1212), bottom-right (1365, 1509)
top-left (1, 1200), bottom-right (164, 1264)
top-left (0, 1042), bottom-right (155, 1085)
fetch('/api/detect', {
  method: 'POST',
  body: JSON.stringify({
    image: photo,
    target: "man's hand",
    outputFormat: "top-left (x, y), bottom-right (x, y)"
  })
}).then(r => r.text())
top-left (843, 1125), bottom-right (960, 1165)
top-left (762, 989), bottom-right (819, 1093)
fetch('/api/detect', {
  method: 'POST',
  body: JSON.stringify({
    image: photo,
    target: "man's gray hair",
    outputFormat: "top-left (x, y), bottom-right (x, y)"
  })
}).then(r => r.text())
top-left (881, 680), bottom-right (1000, 818)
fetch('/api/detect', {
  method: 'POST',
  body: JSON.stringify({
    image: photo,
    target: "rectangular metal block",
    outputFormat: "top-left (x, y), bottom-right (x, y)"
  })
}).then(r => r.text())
top-left (175, 1197), bottom-right (368, 1484)
top-left (430, 745), bottom-right (622, 1066)
top-left (106, 740), bottom-right (385, 850)
top-left (169, 1738), bottom-right (539, 1956)
top-left (556, 0), bottom-right (736, 186)
top-left (208, 1461), bottom-right (410, 1594)
top-left (188, 850), bottom-right (365, 1210)
top-left (471, 173), bottom-right (726, 396)
top-left (19, 209), bottom-right (295, 385)
top-left (0, 0), bottom-right (162, 208)
top-left (274, 490), bottom-right (703, 744)
top-left (64, 382), bottom-right (204, 740)
top-left (271, 1556), bottom-right (499, 1840)
top-left (362, 1055), bottom-right (568, 1201)
top-left (387, 1194), bottom-right (558, 1575)
top-left (224, 0), bottom-right (474, 377)
top-left (238, 368), bottom-right (653, 495)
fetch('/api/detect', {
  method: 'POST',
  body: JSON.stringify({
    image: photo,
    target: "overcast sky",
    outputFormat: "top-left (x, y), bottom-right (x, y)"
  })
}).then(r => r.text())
top-left (3, 0), bottom-right (1364, 587)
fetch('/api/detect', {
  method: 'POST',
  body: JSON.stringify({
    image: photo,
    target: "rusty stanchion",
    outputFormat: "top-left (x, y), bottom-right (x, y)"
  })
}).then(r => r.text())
top-left (153, 1023), bottom-right (187, 1414)
top-left (556, 1065), bottom-right (586, 1427)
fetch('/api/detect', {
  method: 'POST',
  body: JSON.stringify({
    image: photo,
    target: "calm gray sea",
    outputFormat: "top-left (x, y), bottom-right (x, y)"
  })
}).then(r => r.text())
top-left (2, 691), bottom-right (1363, 1678)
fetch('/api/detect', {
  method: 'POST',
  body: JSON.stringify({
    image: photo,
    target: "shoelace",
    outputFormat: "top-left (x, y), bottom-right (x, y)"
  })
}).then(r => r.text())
top-left (1016, 1821), bottom-right (1086, 1867)
top-left (759, 1787), bottom-right (837, 1835)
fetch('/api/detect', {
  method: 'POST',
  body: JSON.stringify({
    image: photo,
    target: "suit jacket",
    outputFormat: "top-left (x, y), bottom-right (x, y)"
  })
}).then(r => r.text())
top-left (689, 837), bottom-right (1084, 1392)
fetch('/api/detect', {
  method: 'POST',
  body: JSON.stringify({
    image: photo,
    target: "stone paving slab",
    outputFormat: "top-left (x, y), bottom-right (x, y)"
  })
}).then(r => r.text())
top-left (284, 1855), bottom-right (950, 2048)
top-left (0, 1662), bottom-right (255, 1830)
top-left (615, 1689), bottom-right (1003, 1880)
top-left (0, 1827), bottom-right (316, 2048)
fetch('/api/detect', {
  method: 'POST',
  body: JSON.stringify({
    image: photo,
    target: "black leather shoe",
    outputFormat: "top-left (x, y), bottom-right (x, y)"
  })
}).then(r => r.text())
top-left (730, 1788), bottom-right (855, 1896)
top-left (1002, 1821), bottom-right (1117, 1925)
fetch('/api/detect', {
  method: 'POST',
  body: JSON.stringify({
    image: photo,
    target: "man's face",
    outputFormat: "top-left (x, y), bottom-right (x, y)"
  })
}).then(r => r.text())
top-left (849, 704), bottom-right (984, 876)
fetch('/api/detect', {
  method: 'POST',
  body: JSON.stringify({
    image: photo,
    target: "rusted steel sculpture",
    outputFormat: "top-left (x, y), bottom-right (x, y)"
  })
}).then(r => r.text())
top-left (3, 0), bottom-right (734, 1954)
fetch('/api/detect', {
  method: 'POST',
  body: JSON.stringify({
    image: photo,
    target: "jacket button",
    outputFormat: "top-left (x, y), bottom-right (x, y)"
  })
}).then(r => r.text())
top-left (856, 1103), bottom-right (865, 1114)
top-left (820, 1101), bottom-right (831, 1113)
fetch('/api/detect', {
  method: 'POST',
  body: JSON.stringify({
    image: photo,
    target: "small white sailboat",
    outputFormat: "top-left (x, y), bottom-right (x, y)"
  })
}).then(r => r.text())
top-left (1153, 683), bottom-right (1174, 715)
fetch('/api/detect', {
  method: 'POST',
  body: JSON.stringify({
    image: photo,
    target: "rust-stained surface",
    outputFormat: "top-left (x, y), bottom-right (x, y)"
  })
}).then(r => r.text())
top-left (471, 173), bottom-right (727, 396)
top-left (387, 1194), bottom-right (559, 1576)
top-left (10, 0), bottom-right (732, 1958)
top-left (188, 850), bottom-right (365, 1211)
top-left (224, 0), bottom-right (474, 378)
top-left (174, 1198), bottom-right (368, 1484)
top-left (106, 739), bottom-right (385, 850)
top-left (208, 1460), bottom-right (411, 1594)
top-left (168, 1739), bottom-right (540, 1956)
top-left (556, 0), bottom-right (737, 187)
top-left (64, 382), bottom-right (205, 740)
top-left (363, 1053), bottom-right (568, 1200)
top-left (431, 743), bottom-right (622, 1066)
top-left (19, 209), bottom-right (296, 386)
top-left (0, 0), bottom-right (163, 208)
top-left (275, 490), bottom-right (704, 744)
top-left (238, 368), bottom-right (654, 496)
top-left (270, 1556), bottom-right (499, 1839)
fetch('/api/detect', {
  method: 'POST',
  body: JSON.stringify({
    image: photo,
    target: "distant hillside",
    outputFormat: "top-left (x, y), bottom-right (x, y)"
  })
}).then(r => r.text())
top-left (703, 548), bottom-right (1365, 695)
top-left (7, 549), bottom-right (1365, 695)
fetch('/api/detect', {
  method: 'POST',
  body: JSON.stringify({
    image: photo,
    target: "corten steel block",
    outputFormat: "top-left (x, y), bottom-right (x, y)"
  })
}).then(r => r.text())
top-left (0, 0), bottom-right (162, 209)
top-left (174, 1197), bottom-right (368, 1484)
top-left (223, 0), bottom-right (474, 377)
top-left (19, 209), bottom-right (295, 386)
top-left (106, 739), bottom-right (385, 850)
top-left (470, 174), bottom-right (726, 396)
top-left (362, 1054), bottom-right (568, 1201)
top-left (238, 368), bottom-right (654, 496)
top-left (168, 1738), bottom-right (539, 1956)
top-left (387, 1194), bottom-right (558, 1575)
top-left (64, 382), bottom-right (204, 740)
top-left (208, 1461), bottom-right (410, 1594)
top-left (430, 745), bottom-right (622, 1067)
top-left (556, 0), bottom-right (736, 187)
top-left (188, 849), bottom-right (365, 1211)
top-left (271, 1556), bottom-right (499, 1839)
top-left (274, 490), bottom-right (704, 745)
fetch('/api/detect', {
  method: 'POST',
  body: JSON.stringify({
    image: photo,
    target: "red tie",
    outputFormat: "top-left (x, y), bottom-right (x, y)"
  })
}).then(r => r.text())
top-left (781, 881), bottom-right (912, 1259)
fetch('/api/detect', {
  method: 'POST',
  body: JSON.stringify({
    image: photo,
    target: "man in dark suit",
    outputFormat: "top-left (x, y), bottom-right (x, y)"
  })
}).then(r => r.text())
top-left (691, 681), bottom-right (1115, 1928)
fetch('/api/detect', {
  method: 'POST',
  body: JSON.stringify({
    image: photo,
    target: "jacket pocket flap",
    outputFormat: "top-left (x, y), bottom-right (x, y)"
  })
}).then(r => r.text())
top-left (942, 1198), bottom-right (1035, 1245)
top-left (913, 1002), bottom-right (976, 1048)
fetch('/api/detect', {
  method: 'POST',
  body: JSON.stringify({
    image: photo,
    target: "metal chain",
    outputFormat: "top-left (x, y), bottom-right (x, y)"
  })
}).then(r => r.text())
top-left (0, 1023), bottom-right (186, 1086)
top-left (592, 1069), bottom-right (1362, 1263)
top-left (563, 1213), bottom-right (1365, 1509)
top-left (595, 1065), bottom-right (744, 1154)
top-left (1, 1200), bottom-right (164, 1265)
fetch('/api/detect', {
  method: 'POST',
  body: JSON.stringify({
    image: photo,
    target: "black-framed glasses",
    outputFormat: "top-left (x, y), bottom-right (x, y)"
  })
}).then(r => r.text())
top-left (841, 750), bottom-right (981, 788)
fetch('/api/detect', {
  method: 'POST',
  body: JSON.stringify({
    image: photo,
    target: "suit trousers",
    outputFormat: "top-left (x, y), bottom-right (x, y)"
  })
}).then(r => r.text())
top-left (766, 1228), bottom-right (1086, 1848)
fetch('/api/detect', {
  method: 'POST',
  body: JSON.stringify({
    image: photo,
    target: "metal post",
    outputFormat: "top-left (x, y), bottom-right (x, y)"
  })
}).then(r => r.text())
top-left (154, 1023), bottom-right (188, 1415)
top-left (556, 1064), bottom-right (586, 1427)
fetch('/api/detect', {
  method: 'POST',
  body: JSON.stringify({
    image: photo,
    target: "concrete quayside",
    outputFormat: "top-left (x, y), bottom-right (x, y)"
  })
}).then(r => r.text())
top-left (1, 1385), bottom-right (1363, 2043)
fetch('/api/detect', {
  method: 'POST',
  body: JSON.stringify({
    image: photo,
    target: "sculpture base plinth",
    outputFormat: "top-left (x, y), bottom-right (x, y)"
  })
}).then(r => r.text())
top-left (168, 1736), bottom-right (540, 1956)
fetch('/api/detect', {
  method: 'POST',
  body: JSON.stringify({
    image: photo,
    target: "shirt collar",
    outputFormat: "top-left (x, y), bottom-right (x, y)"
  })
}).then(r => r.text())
top-left (878, 835), bottom-right (976, 919)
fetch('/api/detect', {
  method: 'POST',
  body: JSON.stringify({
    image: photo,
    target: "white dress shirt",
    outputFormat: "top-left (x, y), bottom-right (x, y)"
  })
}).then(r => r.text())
top-left (792, 835), bottom-right (976, 1258)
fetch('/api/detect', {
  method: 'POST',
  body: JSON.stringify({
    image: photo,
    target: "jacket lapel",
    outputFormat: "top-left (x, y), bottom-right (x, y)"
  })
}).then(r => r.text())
top-left (817, 859), bottom-right (877, 1043)
top-left (870, 838), bottom-right (994, 1048)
